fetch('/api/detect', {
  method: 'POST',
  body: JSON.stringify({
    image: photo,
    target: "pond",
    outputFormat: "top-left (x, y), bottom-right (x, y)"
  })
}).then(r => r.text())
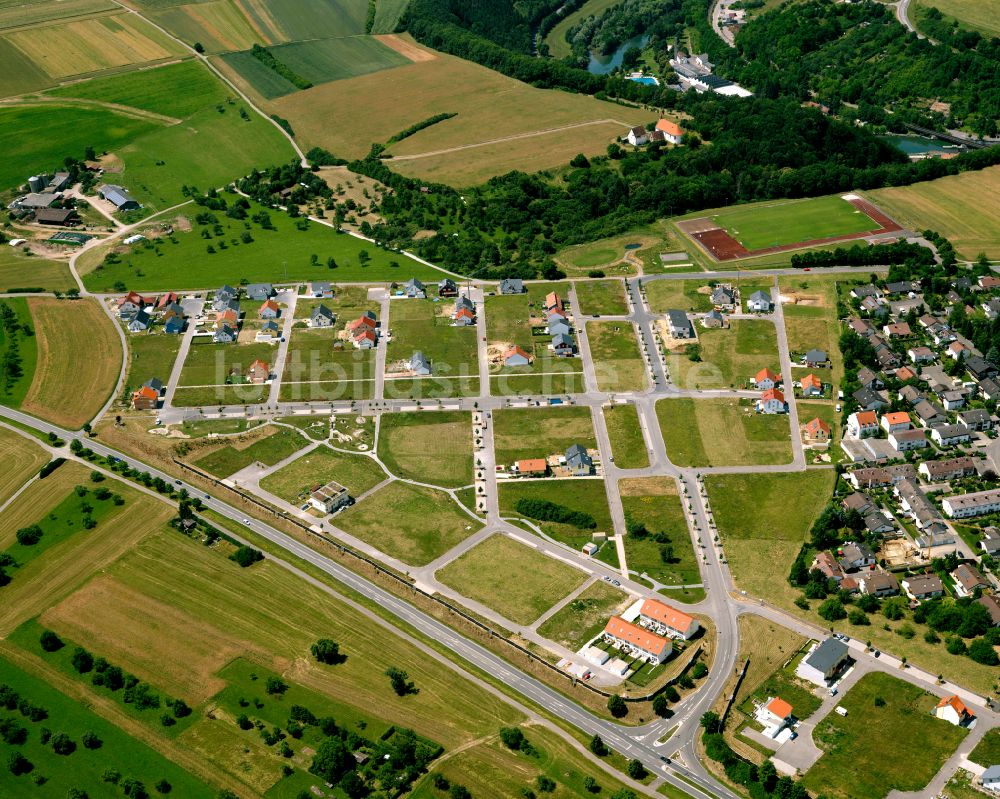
top-left (881, 134), bottom-right (962, 156)
top-left (587, 33), bottom-right (650, 75)
top-left (624, 243), bottom-right (642, 250)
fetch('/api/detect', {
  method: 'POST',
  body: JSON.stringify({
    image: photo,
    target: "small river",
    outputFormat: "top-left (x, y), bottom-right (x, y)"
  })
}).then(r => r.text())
top-left (587, 33), bottom-right (650, 75)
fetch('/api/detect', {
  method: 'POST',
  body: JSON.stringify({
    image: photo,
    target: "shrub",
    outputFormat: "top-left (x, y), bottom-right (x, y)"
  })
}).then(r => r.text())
top-left (229, 546), bottom-right (264, 568)
top-left (385, 667), bottom-right (417, 697)
top-left (607, 694), bottom-right (627, 718)
top-left (39, 630), bottom-right (64, 652)
top-left (310, 639), bottom-right (343, 665)
top-left (265, 677), bottom-right (287, 696)
top-left (16, 525), bottom-right (43, 546)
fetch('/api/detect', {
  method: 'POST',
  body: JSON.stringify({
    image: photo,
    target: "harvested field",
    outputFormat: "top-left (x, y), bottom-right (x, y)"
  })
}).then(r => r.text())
top-left (150, 0), bottom-right (263, 53)
top-left (0, 426), bottom-right (48, 505)
top-left (0, 0), bottom-right (115, 30)
top-left (375, 32), bottom-right (436, 60)
top-left (41, 574), bottom-right (251, 702)
top-left (21, 297), bottom-right (122, 428)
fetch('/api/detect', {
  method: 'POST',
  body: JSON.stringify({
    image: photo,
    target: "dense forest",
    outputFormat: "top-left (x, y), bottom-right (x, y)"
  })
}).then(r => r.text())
top-left (727, 1), bottom-right (1000, 136)
top-left (561, 0), bottom-right (684, 63)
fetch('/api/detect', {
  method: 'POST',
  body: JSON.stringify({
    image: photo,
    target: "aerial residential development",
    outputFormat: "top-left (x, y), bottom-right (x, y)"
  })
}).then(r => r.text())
top-left (0, 1), bottom-right (999, 798)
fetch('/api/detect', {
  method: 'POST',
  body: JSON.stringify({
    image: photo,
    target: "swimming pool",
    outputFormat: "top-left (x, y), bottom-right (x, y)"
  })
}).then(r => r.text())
top-left (628, 76), bottom-right (659, 86)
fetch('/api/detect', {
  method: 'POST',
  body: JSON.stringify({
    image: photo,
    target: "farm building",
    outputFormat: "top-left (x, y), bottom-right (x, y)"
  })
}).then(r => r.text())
top-left (98, 184), bottom-right (141, 211)
top-left (33, 207), bottom-right (78, 226)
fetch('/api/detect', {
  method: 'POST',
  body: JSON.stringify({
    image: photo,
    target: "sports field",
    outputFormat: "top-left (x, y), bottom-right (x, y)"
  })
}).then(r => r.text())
top-left (259, 444), bottom-right (386, 501)
top-left (20, 297), bottom-right (121, 428)
top-left (264, 39), bottom-right (648, 177)
top-left (437, 534), bottom-right (588, 625)
top-left (224, 36), bottom-right (410, 99)
top-left (335, 480), bottom-right (481, 565)
top-left (82, 200), bottom-right (442, 290)
top-left (377, 411), bottom-right (473, 488)
top-left (655, 397), bottom-right (793, 467)
top-left (3, 12), bottom-right (184, 80)
top-left (867, 166), bottom-right (1000, 259)
top-left (913, 0), bottom-right (1000, 37)
top-left (586, 321), bottom-right (648, 392)
top-left (667, 319), bottom-right (779, 390)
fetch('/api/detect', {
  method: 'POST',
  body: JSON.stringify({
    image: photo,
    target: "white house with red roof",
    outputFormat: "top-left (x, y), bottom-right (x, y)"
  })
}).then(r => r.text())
top-left (753, 368), bottom-right (780, 390)
top-left (602, 617), bottom-right (671, 664)
top-left (634, 598), bottom-right (700, 640)
top-left (757, 388), bottom-right (786, 414)
top-left (754, 697), bottom-right (794, 738)
top-left (655, 118), bottom-right (684, 145)
top-left (935, 695), bottom-right (975, 727)
top-left (846, 411), bottom-right (879, 439)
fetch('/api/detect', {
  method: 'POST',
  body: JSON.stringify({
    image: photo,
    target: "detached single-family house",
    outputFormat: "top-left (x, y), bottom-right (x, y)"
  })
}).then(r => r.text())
top-left (117, 291), bottom-right (153, 317)
top-left (853, 387), bottom-right (886, 411)
top-left (551, 333), bottom-right (575, 357)
top-left (310, 281), bottom-right (333, 298)
top-left (127, 309), bottom-right (151, 332)
top-left (881, 412), bottom-right (911, 434)
top-left (754, 368), bottom-right (780, 390)
top-left (889, 428), bottom-right (928, 452)
top-left (565, 443), bottom-right (593, 476)
top-left (246, 283), bottom-right (274, 301)
top-left (902, 574), bottom-right (944, 601)
top-left (800, 373), bottom-right (823, 397)
top-left (812, 551), bottom-right (845, 582)
top-left (667, 310), bottom-right (694, 339)
top-left (352, 328), bottom-right (376, 349)
top-left (160, 300), bottom-right (184, 321)
top-left (979, 527), bottom-right (1000, 556)
top-left (981, 765), bottom-right (1000, 792)
top-left (754, 697), bottom-right (794, 739)
top-left (803, 417), bottom-right (831, 442)
top-left (702, 309), bottom-right (726, 328)
top-left (838, 542), bottom-right (876, 571)
top-left (747, 290), bottom-right (772, 313)
top-left (403, 278), bottom-right (426, 298)
top-left (131, 383), bottom-right (160, 410)
top-left (847, 411), bottom-right (879, 439)
top-left (710, 285), bottom-right (735, 308)
top-left (545, 291), bottom-right (564, 315)
top-left (966, 356), bottom-right (998, 382)
top-left (637, 598), bottom-right (699, 640)
top-left (247, 359), bottom-right (269, 384)
top-left (499, 278), bottom-right (525, 295)
top-left (952, 564), bottom-right (989, 598)
top-left (931, 424), bottom-right (971, 447)
top-left (603, 617), bottom-right (669, 664)
top-left (914, 400), bottom-right (946, 428)
top-left (310, 305), bottom-right (335, 328)
top-left (309, 480), bottom-right (352, 514)
top-left (213, 285), bottom-right (238, 311)
top-left (935, 696), bottom-right (975, 727)
top-left (978, 594), bottom-right (1000, 627)
top-left (409, 350), bottom-right (431, 376)
top-left (255, 320), bottom-right (279, 342)
top-left (213, 324), bottom-right (237, 344)
top-left (164, 316), bottom-right (185, 335)
top-left (883, 322), bottom-right (912, 338)
top-left (438, 278), bottom-right (458, 297)
top-left (504, 346), bottom-right (532, 367)
top-left (757, 388), bottom-right (786, 414)
top-left (548, 315), bottom-right (571, 336)
top-left (851, 284), bottom-right (881, 300)
top-left (958, 409), bottom-right (992, 432)
top-left (858, 572), bottom-right (899, 597)
top-left (655, 118), bottom-right (684, 145)
top-left (908, 346), bottom-right (936, 364)
top-left (796, 638), bottom-right (851, 687)
top-left (453, 306), bottom-right (475, 326)
top-left (626, 126), bottom-right (649, 146)
top-left (97, 184), bottom-right (141, 211)
top-left (514, 458), bottom-right (548, 476)
top-left (857, 367), bottom-right (883, 390)
top-left (258, 299), bottom-right (280, 319)
top-left (803, 349), bottom-right (828, 367)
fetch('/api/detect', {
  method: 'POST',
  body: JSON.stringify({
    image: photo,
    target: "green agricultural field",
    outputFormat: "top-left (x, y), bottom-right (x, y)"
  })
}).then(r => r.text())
top-left (259, 444), bottom-right (386, 501)
top-left (335, 481), bottom-right (481, 565)
top-left (705, 470), bottom-right (834, 606)
top-left (0, 427), bottom-right (47, 506)
top-left (655, 397), bottom-right (793, 467)
top-left (191, 426), bottom-right (307, 477)
top-left (219, 49), bottom-right (298, 98)
top-left (0, 37), bottom-right (50, 96)
top-left (667, 319), bottom-right (778, 390)
top-left (242, 0), bottom-right (368, 41)
top-left (437, 534), bottom-right (588, 625)
top-left (0, 0), bottom-right (115, 30)
top-left (587, 321), bottom-right (647, 392)
top-left (574, 280), bottom-right (629, 315)
top-left (603, 402), bottom-right (649, 468)
top-left (0, 249), bottom-right (76, 293)
top-left (618, 477), bottom-right (701, 593)
top-left (83, 199), bottom-right (442, 291)
top-left (0, 104), bottom-right (160, 193)
top-left (123, 333), bottom-right (180, 394)
top-left (536, 580), bottom-right (629, 650)
top-left (0, 657), bottom-right (213, 798)
top-left (263, 36), bottom-right (410, 95)
top-left (708, 195), bottom-right (879, 251)
top-left (178, 340), bottom-right (275, 386)
top-left (867, 166), bottom-right (1000, 260)
top-left (801, 673), bottom-right (967, 799)
top-left (0, 297), bottom-right (37, 408)
top-left (377, 411), bottom-right (473, 488)
top-left (372, 0), bottom-right (410, 33)
top-left (499, 480), bottom-right (613, 550)
top-left (493, 406), bottom-right (595, 465)
top-left (645, 279), bottom-right (714, 313)
top-left (47, 59), bottom-right (226, 118)
top-left (148, 0), bottom-right (263, 54)
top-left (384, 299), bottom-right (480, 399)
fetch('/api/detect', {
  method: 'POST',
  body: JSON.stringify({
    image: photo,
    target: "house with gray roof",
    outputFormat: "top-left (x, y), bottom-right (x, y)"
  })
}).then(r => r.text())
top-left (803, 349), bottom-right (828, 367)
top-left (246, 283), bottom-right (274, 301)
top-left (127, 309), bottom-right (151, 332)
top-left (164, 316), bottom-right (184, 335)
top-left (548, 315), bottom-right (571, 336)
top-left (667, 309), bottom-right (694, 339)
top-left (853, 387), bottom-right (886, 411)
top-left (213, 285), bottom-right (238, 311)
top-left (409, 351), bottom-right (431, 375)
top-left (310, 304), bottom-right (335, 328)
top-left (710, 285), bottom-right (735, 307)
top-left (746, 290), bottom-right (772, 312)
top-left (796, 638), bottom-right (851, 687)
top-left (551, 333), bottom-right (575, 356)
top-left (565, 444), bottom-right (593, 476)
top-left (702, 309), bottom-right (725, 328)
top-left (499, 278), bottom-right (525, 295)
top-left (213, 324), bottom-right (237, 343)
top-left (403, 278), bottom-right (426, 298)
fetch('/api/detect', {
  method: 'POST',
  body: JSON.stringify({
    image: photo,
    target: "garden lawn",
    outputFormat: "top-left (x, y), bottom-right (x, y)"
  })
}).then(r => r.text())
top-left (655, 397), bottom-right (793, 467)
top-left (192, 426), bottom-right (306, 477)
top-left (536, 580), bottom-right (629, 650)
top-left (587, 321), bottom-right (648, 392)
top-left (574, 280), bottom-right (628, 315)
top-left (603, 403), bottom-right (649, 468)
top-left (384, 298), bottom-right (480, 398)
top-left (123, 333), bottom-right (180, 394)
top-left (618, 477), bottom-right (701, 592)
top-left (437, 534), bottom-right (588, 625)
top-left (667, 319), bottom-right (778, 390)
top-left (335, 481), bottom-right (480, 566)
top-left (499, 480), bottom-right (612, 550)
top-left (82, 197), bottom-right (443, 291)
top-left (377, 411), bottom-right (473, 488)
top-left (259, 445), bottom-right (385, 501)
top-left (710, 195), bottom-right (879, 251)
top-left (493, 406), bottom-right (595, 465)
top-left (743, 666), bottom-right (822, 722)
top-left (801, 672), bottom-right (967, 799)
top-left (0, 656), bottom-right (212, 798)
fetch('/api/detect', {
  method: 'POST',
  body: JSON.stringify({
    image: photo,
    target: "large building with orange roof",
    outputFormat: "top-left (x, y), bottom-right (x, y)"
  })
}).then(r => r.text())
top-left (637, 598), bottom-right (700, 640)
top-left (602, 617), bottom-right (671, 664)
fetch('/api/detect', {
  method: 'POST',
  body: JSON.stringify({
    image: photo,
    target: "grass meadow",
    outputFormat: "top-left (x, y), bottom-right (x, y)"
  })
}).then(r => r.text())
top-left (498, 479), bottom-right (613, 550)
top-left (586, 321), bottom-right (648, 392)
top-left (645, 279), bottom-right (713, 313)
top-left (335, 480), bottom-right (481, 565)
top-left (377, 411), bottom-right (473, 488)
top-left (667, 319), bottom-right (779, 390)
top-left (21, 297), bottom-right (121, 429)
top-left (191, 425), bottom-right (307, 477)
top-left (801, 672), bottom-right (966, 799)
top-left (602, 402), bottom-right (649, 468)
top-left (655, 397), bottom-right (793, 467)
top-left (0, 297), bottom-right (37, 408)
top-left (778, 273), bottom-right (846, 385)
top-left (914, 0), bottom-right (1000, 39)
top-left (574, 279), bottom-right (629, 315)
top-left (536, 580), bottom-right (629, 650)
top-left (82, 199), bottom-right (443, 290)
top-left (437, 534), bottom-right (588, 625)
top-left (493, 406), bottom-right (595, 465)
top-left (122, 333), bottom-right (180, 395)
top-left (0, 249), bottom-right (76, 293)
top-left (867, 165), bottom-right (1000, 259)
top-left (259, 444), bottom-right (386, 501)
top-left (709, 195), bottom-right (879, 251)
